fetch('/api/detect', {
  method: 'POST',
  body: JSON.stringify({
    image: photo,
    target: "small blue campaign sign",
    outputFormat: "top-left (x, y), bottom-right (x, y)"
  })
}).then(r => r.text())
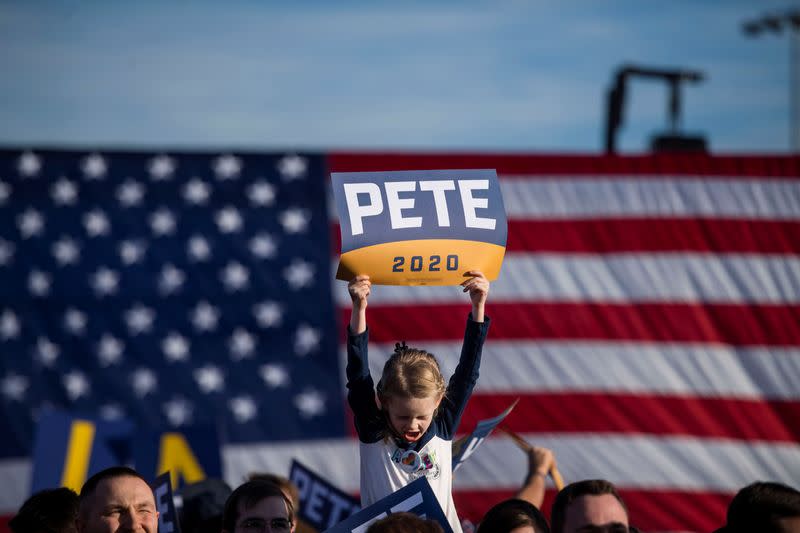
top-left (332, 169), bottom-right (506, 285)
top-left (289, 459), bottom-right (361, 531)
top-left (152, 471), bottom-right (182, 533)
top-left (452, 399), bottom-right (519, 472)
top-left (322, 477), bottom-right (453, 533)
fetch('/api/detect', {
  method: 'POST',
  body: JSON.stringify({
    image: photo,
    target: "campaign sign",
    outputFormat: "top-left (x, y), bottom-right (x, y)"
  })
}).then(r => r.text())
top-left (332, 169), bottom-right (507, 285)
top-left (30, 410), bottom-right (221, 495)
top-left (322, 477), bottom-right (453, 533)
top-left (451, 399), bottom-right (518, 472)
top-left (134, 425), bottom-right (222, 491)
top-left (290, 460), bottom-right (361, 531)
top-left (152, 472), bottom-right (182, 533)
top-left (31, 409), bottom-right (135, 493)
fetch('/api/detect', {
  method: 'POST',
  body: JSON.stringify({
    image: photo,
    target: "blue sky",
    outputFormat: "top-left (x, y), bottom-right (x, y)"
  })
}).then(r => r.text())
top-left (0, 1), bottom-right (796, 154)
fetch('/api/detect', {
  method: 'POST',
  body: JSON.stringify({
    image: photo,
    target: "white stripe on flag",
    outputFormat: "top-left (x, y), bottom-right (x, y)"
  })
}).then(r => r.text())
top-left (0, 458), bottom-right (32, 512)
top-left (500, 178), bottom-right (800, 219)
top-left (328, 177), bottom-right (800, 221)
top-left (453, 434), bottom-right (800, 491)
top-left (346, 341), bottom-right (800, 400)
top-left (332, 254), bottom-right (800, 305)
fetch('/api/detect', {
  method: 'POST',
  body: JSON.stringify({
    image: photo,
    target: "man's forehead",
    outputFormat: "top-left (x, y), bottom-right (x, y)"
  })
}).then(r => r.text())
top-left (237, 496), bottom-right (289, 518)
top-left (95, 475), bottom-right (155, 504)
top-left (568, 493), bottom-right (628, 523)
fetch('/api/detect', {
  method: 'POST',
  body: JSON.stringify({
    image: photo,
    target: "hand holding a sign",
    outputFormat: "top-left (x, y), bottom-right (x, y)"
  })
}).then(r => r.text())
top-left (499, 426), bottom-right (565, 510)
top-left (527, 446), bottom-right (556, 483)
top-left (348, 275), bottom-right (372, 334)
top-left (516, 445), bottom-right (557, 510)
top-left (529, 446), bottom-right (556, 479)
top-left (460, 270), bottom-right (489, 323)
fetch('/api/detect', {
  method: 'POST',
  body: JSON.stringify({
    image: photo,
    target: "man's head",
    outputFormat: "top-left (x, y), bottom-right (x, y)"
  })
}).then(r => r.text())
top-left (222, 479), bottom-right (295, 533)
top-left (551, 480), bottom-right (629, 533)
top-left (9, 487), bottom-right (79, 533)
top-left (724, 481), bottom-right (800, 533)
top-left (246, 473), bottom-right (300, 512)
top-left (177, 478), bottom-right (232, 533)
top-left (77, 466), bottom-right (158, 533)
top-left (476, 498), bottom-right (550, 533)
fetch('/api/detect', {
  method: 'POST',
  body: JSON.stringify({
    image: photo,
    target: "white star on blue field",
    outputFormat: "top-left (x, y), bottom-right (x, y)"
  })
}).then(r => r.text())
top-left (0, 0), bottom-right (796, 153)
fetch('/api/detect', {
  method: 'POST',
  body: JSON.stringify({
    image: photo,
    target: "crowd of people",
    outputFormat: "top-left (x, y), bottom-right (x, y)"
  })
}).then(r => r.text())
top-left (7, 272), bottom-right (800, 532)
top-left (7, 464), bottom-right (800, 533)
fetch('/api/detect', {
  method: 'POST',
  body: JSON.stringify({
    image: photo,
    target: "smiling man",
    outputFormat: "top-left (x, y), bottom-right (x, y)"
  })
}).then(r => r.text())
top-left (77, 466), bottom-right (159, 533)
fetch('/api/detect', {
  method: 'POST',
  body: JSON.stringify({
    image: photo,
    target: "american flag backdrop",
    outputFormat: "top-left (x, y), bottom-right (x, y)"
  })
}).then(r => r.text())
top-left (0, 148), bottom-right (341, 501)
top-left (1, 148), bottom-right (799, 533)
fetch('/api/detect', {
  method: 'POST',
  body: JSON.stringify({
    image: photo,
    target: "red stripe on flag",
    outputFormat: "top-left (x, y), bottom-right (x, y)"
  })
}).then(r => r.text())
top-left (505, 218), bottom-right (800, 253)
top-left (458, 393), bottom-right (800, 442)
top-left (341, 303), bottom-right (800, 346)
top-left (453, 488), bottom-right (732, 533)
top-left (329, 152), bottom-right (800, 178)
top-left (330, 219), bottom-right (800, 254)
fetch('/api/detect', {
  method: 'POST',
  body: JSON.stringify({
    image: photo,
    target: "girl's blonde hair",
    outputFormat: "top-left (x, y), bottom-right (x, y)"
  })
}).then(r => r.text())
top-left (377, 342), bottom-right (446, 404)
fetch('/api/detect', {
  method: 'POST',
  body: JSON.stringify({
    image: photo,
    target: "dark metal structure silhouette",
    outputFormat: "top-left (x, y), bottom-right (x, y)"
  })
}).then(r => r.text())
top-left (605, 64), bottom-right (706, 154)
top-left (742, 10), bottom-right (800, 152)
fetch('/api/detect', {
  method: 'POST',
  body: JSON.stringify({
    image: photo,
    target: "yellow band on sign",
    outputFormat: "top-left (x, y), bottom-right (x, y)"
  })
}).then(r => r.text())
top-left (336, 239), bottom-right (505, 285)
top-left (157, 432), bottom-right (207, 489)
top-left (61, 420), bottom-right (96, 492)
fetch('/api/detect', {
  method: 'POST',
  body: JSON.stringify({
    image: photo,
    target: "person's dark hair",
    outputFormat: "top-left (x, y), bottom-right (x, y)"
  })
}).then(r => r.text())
top-left (9, 487), bottom-right (79, 533)
top-left (476, 498), bottom-right (550, 533)
top-left (79, 466), bottom-right (148, 500)
top-left (246, 473), bottom-right (300, 510)
top-left (177, 478), bottom-right (232, 533)
top-left (724, 481), bottom-right (800, 532)
top-left (551, 479), bottom-right (628, 533)
top-left (365, 512), bottom-right (444, 533)
top-left (222, 479), bottom-right (295, 533)
top-left (78, 466), bottom-right (150, 519)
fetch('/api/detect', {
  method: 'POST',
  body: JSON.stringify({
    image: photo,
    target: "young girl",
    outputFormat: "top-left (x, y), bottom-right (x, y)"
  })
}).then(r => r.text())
top-left (346, 271), bottom-right (490, 533)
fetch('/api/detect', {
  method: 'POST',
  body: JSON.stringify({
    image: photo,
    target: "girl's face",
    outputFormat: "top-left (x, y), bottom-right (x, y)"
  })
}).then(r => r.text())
top-left (384, 394), bottom-right (442, 442)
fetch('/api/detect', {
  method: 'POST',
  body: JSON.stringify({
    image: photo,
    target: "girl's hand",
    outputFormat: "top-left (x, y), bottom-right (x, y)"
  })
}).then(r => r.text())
top-left (461, 270), bottom-right (489, 321)
top-left (348, 276), bottom-right (371, 334)
top-left (348, 275), bottom-right (371, 310)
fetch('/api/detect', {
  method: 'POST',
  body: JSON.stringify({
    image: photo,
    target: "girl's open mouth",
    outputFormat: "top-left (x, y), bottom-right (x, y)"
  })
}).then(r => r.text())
top-left (404, 431), bottom-right (421, 441)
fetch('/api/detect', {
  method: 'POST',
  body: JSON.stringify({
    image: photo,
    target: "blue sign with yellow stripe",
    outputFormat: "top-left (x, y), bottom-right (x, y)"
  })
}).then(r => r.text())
top-left (30, 410), bottom-right (220, 494)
